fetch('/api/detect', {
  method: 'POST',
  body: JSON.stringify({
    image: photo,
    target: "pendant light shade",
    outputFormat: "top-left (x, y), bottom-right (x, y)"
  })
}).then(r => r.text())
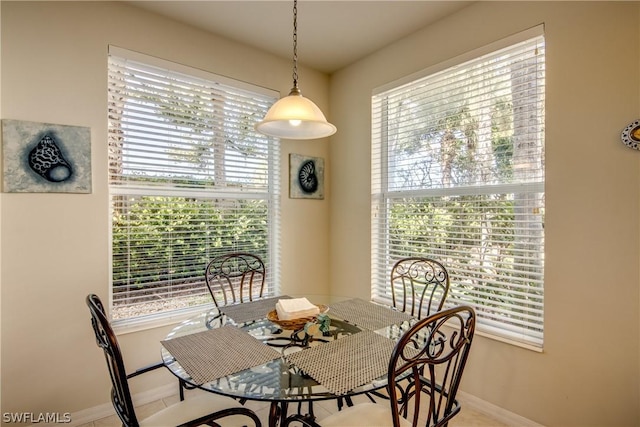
top-left (256, 87), bottom-right (336, 140)
top-left (255, 0), bottom-right (336, 140)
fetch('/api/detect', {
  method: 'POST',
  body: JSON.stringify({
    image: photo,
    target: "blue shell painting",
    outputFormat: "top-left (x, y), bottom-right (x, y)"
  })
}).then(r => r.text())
top-left (2, 119), bottom-right (91, 193)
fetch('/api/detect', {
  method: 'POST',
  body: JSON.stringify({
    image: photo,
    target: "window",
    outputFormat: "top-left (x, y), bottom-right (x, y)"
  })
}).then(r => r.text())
top-left (108, 47), bottom-right (280, 322)
top-left (371, 27), bottom-right (545, 349)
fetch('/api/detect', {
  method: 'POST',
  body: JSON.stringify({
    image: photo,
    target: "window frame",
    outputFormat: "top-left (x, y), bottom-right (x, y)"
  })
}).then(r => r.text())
top-left (371, 26), bottom-right (545, 350)
top-left (107, 46), bottom-right (281, 329)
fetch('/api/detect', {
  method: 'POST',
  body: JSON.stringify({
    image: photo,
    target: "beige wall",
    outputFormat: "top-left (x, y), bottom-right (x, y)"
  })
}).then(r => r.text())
top-left (0, 1), bottom-right (331, 416)
top-left (330, 2), bottom-right (640, 426)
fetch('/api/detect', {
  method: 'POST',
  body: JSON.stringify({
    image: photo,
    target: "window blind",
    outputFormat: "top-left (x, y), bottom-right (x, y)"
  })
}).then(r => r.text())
top-left (108, 47), bottom-right (280, 321)
top-left (371, 28), bottom-right (545, 348)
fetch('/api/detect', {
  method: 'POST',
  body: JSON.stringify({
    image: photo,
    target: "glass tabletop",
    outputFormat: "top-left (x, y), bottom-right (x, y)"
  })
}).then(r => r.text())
top-left (161, 297), bottom-right (415, 403)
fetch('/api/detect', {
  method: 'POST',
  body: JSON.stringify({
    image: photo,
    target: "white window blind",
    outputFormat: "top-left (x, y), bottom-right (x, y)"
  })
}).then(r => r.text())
top-left (108, 47), bottom-right (280, 321)
top-left (371, 27), bottom-right (545, 348)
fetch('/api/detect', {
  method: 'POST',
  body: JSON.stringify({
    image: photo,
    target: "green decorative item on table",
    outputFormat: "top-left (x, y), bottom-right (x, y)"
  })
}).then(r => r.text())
top-left (304, 313), bottom-right (331, 335)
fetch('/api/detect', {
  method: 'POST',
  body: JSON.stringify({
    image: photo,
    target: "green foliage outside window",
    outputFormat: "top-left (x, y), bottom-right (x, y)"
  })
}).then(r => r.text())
top-left (111, 196), bottom-right (268, 318)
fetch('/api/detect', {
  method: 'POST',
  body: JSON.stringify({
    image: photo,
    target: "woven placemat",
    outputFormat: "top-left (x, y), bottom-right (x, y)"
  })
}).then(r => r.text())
top-left (328, 298), bottom-right (413, 330)
top-left (285, 330), bottom-right (396, 395)
top-left (220, 295), bottom-right (291, 324)
top-left (161, 325), bottom-right (281, 385)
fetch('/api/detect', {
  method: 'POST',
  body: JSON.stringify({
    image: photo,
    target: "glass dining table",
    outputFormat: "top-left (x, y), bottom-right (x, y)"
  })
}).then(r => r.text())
top-left (160, 296), bottom-right (416, 427)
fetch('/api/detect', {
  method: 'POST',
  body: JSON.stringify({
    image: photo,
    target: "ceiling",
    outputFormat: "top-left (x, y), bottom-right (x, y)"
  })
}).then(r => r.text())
top-left (127, 1), bottom-right (473, 74)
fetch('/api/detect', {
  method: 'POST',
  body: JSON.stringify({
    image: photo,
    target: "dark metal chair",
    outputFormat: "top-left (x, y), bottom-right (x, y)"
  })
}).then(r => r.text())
top-left (86, 294), bottom-right (262, 427)
top-left (205, 253), bottom-right (266, 307)
top-left (391, 257), bottom-right (450, 319)
top-left (358, 257), bottom-right (452, 406)
top-left (284, 305), bottom-right (476, 427)
top-left (185, 253), bottom-right (266, 401)
top-left (342, 258), bottom-right (452, 409)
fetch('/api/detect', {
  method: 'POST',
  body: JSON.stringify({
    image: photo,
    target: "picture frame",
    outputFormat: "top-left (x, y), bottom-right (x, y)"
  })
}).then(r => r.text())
top-left (289, 153), bottom-right (324, 199)
top-left (1, 119), bottom-right (92, 193)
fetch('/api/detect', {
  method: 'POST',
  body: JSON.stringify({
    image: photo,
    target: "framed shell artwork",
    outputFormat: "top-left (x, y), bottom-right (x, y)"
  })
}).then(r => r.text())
top-left (289, 153), bottom-right (324, 199)
top-left (1, 119), bottom-right (91, 193)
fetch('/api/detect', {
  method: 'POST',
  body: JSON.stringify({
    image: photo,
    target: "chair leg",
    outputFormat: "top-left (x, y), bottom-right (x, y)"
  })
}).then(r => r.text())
top-left (179, 379), bottom-right (186, 401)
top-left (344, 396), bottom-right (354, 407)
top-left (178, 378), bottom-right (205, 402)
top-left (269, 402), bottom-right (280, 427)
top-left (364, 392), bottom-right (377, 403)
top-left (307, 401), bottom-right (314, 418)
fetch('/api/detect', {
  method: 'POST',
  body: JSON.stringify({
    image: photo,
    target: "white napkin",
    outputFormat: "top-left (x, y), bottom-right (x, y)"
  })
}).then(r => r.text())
top-left (276, 297), bottom-right (319, 320)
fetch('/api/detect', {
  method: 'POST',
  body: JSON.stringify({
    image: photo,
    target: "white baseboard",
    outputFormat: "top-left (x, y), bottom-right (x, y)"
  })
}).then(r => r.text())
top-left (64, 385), bottom-right (542, 427)
top-left (65, 383), bottom-right (177, 427)
top-left (458, 390), bottom-right (545, 427)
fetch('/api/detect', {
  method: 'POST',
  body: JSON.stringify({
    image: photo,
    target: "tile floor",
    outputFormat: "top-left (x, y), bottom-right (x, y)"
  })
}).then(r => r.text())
top-left (79, 388), bottom-right (508, 427)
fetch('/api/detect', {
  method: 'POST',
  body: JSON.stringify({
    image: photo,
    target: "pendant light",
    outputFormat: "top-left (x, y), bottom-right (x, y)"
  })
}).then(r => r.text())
top-left (255, 0), bottom-right (336, 140)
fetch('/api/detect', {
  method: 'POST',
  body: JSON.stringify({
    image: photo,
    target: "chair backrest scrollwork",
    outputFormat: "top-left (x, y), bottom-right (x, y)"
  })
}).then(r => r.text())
top-left (391, 257), bottom-right (450, 319)
top-left (205, 252), bottom-right (266, 307)
top-left (389, 305), bottom-right (476, 427)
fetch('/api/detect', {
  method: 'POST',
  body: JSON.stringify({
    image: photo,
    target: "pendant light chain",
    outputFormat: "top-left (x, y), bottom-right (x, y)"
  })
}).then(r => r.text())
top-left (254, 0), bottom-right (336, 139)
top-left (292, 0), bottom-right (299, 89)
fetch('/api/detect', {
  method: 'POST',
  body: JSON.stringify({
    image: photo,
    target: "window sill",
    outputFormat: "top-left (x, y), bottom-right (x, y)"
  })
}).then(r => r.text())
top-left (112, 303), bottom-right (215, 335)
top-left (475, 328), bottom-right (544, 353)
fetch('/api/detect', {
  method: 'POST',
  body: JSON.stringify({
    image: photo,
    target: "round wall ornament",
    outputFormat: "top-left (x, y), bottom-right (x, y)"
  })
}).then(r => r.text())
top-left (621, 120), bottom-right (640, 150)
